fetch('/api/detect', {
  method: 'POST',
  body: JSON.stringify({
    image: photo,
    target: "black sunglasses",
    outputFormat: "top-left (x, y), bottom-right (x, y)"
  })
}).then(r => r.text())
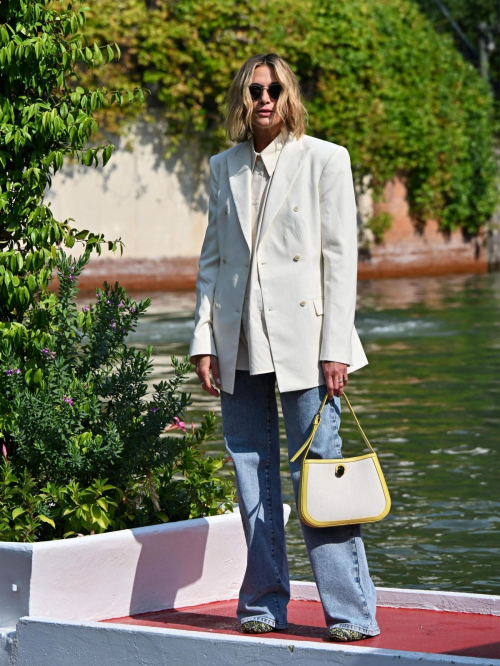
top-left (245, 82), bottom-right (283, 101)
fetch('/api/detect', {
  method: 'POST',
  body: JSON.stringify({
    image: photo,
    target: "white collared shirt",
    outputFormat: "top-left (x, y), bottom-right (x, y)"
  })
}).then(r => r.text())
top-left (236, 129), bottom-right (289, 374)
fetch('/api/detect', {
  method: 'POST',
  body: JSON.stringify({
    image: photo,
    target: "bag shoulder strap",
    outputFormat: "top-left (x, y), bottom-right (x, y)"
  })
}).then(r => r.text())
top-left (290, 391), bottom-right (376, 463)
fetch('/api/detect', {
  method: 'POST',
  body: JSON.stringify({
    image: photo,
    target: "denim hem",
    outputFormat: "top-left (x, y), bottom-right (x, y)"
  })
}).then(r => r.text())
top-left (240, 615), bottom-right (288, 629)
top-left (329, 622), bottom-right (380, 637)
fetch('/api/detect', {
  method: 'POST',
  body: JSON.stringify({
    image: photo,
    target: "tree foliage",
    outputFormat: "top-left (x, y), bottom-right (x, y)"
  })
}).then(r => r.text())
top-left (411, 0), bottom-right (498, 95)
top-left (0, 0), bottom-right (141, 338)
top-left (0, 0), bottom-right (235, 542)
top-left (81, 0), bottom-right (498, 234)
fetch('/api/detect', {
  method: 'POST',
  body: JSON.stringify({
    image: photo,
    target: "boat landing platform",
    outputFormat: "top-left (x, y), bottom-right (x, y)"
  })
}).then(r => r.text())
top-left (104, 597), bottom-right (500, 662)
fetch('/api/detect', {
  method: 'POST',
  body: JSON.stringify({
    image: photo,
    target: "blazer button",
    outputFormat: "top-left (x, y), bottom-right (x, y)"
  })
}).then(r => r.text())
top-left (293, 206), bottom-right (299, 212)
top-left (293, 255), bottom-right (300, 262)
top-left (222, 259), bottom-right (226, 264)
top-left (300, 301), bottom-right (306, 307)
top-left (214, 303), bottom-right (220, 309)
top-left (224, 208), bottom-right (228, 215)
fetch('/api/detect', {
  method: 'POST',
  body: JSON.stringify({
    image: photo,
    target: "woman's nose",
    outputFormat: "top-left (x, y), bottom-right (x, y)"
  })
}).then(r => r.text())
top-left (261, 88), bottom-right (271, 104)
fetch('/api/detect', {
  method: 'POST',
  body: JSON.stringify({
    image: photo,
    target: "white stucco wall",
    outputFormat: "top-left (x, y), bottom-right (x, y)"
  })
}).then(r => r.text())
top-left (46, 124), bottom-right (375, 265)
top-left (0, 508), bottom-right (295, 630)
top-left (45, 123), bottom-right (210, 260)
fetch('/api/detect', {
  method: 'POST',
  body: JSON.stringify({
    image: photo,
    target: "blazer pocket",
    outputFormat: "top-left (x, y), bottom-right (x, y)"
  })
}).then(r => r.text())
top-left (312, 297), bottom-right (324, 316)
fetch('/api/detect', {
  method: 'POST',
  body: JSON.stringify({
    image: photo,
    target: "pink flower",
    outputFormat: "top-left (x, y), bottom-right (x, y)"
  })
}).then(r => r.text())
top-left (1, 444), bottom-right (7, 462)
top-left (174, 417), bottom-right (186, 432)
top-left (165, 417), bottom-right (187, 434)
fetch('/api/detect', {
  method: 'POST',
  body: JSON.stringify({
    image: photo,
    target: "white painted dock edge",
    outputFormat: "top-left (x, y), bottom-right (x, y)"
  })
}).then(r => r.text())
top-left (291, 581), bottom-right (500, 616)
top-left (1, 586), bottom-right (499, 666)
top-left (0, 630), bottom-right (15, 666)
top-left (12, 617), bottom-right (500, 666)
top-left (0, 506), bottom-right (291, 629)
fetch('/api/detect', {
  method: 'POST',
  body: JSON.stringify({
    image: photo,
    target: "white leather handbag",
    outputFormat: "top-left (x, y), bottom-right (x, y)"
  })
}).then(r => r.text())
top-left (290, 392), bottom-right (391, 528)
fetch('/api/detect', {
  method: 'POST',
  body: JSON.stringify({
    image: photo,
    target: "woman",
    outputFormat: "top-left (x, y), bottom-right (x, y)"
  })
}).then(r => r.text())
top-left (189, 53), bottom-right (379, 642)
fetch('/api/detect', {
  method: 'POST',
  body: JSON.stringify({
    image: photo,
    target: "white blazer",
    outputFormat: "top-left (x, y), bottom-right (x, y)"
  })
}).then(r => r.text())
top-left (189, 133), bottom-right (368, 395)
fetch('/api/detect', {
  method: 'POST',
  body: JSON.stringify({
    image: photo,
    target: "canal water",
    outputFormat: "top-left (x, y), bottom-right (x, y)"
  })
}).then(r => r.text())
top-left (122, 273), bottom-right (500, 595)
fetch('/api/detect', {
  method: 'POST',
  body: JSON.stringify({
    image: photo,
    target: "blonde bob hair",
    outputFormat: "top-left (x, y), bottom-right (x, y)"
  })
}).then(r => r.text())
top-left (224, 53), bottom-right (307, 143)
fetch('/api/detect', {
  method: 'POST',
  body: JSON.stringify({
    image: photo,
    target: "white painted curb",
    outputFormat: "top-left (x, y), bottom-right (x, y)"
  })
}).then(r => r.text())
top-left (1, 581), bottom-right (498, 665)
top-left (0, 629), bottom-right (15, 666)
top-left (0, 505), bottom-right (291, 628)
top-left (12, 616), bottom-right (500, 666)
top-left (291, 581), bottom-right (500, 616)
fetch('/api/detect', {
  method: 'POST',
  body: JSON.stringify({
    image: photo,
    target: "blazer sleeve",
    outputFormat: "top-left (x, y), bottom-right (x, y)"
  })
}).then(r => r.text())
top-left (189, 156), bottom-right (221, 362)
top-left (318, 146), bottom-right (358, 366)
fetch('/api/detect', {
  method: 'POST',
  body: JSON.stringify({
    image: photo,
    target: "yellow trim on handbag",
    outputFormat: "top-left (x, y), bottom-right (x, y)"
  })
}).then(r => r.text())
top-left (290, 392), bottom-right (391, 528)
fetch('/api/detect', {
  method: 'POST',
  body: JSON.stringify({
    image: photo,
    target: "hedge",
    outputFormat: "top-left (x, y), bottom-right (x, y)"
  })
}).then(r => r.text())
top-left (81, 0), bottom-right (498, 234)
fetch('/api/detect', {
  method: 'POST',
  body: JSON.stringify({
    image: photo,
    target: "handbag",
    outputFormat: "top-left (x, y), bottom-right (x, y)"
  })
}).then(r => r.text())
top-left (290, 392), bottom-right (391, 528)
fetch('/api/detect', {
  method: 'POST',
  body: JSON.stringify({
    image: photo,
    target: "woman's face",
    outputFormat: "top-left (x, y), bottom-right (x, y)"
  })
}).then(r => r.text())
top-left (250, 65), bottom-right (284, 133)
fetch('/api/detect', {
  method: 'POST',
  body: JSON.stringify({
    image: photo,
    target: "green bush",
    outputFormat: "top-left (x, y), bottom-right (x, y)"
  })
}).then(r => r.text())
top-left (0, 0), bottom-right (236, 542)
top-left (0, 254), bottom-right (235, 542)
top-left (366, 213), bottom-right (393, 245)
top-left (3, 252), bottom-right (184, 485)
top-left (411, 0), bottom-right (498, 97)
top-left (0, 0), bottom-right (135, 342)
top-left (82, 0), bottom-right (498, 235)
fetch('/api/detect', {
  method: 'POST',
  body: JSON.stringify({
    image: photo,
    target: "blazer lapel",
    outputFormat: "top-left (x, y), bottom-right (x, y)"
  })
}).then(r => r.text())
top-left (259, 135), bottom-right (309, 244)
top-left (227, 141), bottom-right (253, 252)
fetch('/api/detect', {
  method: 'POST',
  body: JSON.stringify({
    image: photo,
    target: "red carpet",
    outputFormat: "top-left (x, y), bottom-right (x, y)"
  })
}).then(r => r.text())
top-left (104, 598), bottom-right (500, 659)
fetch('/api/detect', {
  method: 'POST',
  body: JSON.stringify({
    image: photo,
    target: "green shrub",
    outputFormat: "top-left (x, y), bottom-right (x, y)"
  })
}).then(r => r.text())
top-left (411, 0), bottom-right (498, 96)
top-left (2, 251), bottom-right (180, 485)
top-left (366, 213), bottom-right (394, 244)
top-left (0, 0), bottom-right (140, 344)
top-left (81, 0), bottom-right (498, 234)
top-left (0, 252), bottom-right (235, 542)
top-left (0, 461), bottom-right (55, 542)
top-left (0, 0), bottom-right (236, 541)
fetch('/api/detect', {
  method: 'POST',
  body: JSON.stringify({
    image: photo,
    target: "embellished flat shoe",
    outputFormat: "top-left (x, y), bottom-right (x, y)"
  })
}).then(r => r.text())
top-left (241, 620), bottom-right (274, 634)
top-left (328, 627), bottom-right (370, 642)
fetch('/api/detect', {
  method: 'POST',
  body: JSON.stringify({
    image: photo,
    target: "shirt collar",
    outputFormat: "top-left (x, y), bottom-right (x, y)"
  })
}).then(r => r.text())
top-left (251, 127), bottom-right (290, 176)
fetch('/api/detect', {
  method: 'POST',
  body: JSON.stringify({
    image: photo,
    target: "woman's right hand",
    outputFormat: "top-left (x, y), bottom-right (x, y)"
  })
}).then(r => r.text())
top-left (191, 354), bottom-right (221, 397)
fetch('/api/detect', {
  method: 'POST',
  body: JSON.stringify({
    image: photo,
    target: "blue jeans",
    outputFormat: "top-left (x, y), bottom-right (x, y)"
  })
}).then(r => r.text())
top-left (220, 370), bottom-right (380, 635)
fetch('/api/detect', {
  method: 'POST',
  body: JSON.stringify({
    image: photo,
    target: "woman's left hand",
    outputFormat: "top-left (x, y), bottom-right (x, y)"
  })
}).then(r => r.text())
top-left (322, 361), bottom-right (348, 398)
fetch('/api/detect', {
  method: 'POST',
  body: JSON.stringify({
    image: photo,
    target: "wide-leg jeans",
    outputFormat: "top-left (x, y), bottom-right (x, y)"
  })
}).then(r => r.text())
top-left (220, 370), bottom-right (380, 635)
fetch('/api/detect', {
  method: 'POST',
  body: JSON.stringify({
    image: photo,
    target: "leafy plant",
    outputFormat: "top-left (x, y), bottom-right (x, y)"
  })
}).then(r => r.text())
top-left (45, 478), bottom-right (123, 538)
top-left (0, 253), bottom-right (235, 541)
top-left (80, 0), bottom-right (498, 234)
top-left (0, 460), bottom-right (55, 542)
top-left (0, 0), bottom-right (143, 348)
top-left (411, 0), bottom-right (498, 100)
top-left (0, 0), bottom-right (236, 542)
top-left (366, 212), bottom-right (394, 244)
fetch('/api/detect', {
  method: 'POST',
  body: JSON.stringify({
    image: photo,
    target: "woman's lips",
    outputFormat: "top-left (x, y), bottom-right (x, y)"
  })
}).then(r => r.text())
top-left (257, 110), bottom-right (272, 116)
